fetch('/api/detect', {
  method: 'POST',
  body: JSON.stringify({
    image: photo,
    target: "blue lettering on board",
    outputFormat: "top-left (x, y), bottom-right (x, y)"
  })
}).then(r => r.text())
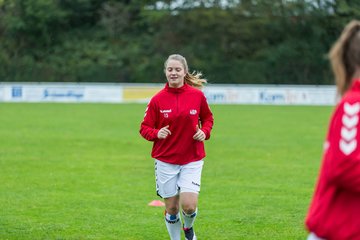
top-left (12, 86), bottom-right (23, 98)
top-left (259, 91), bottom-right (285, 103)
top-left (43, 88), bottom-right (84, 100)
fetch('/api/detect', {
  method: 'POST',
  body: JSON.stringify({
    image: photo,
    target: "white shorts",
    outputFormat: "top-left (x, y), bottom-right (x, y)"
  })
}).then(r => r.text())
top-left (155, 159), bottom-right (204, 198)
top-left (307, 233), bottom-right (326, 240)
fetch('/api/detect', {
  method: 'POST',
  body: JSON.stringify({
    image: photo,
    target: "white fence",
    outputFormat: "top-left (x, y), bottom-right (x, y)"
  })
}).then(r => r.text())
top-left (0, 82), bottom-right (337, 105)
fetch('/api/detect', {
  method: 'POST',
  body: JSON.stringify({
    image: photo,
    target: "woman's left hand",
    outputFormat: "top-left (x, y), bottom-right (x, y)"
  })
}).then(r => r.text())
top-left (193, 125), bottom-right (205, 141)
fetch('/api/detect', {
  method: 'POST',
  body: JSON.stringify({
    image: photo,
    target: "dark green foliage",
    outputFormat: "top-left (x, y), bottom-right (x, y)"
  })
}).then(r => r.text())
top-left (0, 0), bottom-right (357, 84)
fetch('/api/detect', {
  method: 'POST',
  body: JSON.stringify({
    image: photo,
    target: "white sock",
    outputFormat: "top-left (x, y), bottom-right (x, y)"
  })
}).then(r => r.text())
top-left (182, 208), bottom-right (197, 229)
top-left (164, 211), bottom-right (181, 240)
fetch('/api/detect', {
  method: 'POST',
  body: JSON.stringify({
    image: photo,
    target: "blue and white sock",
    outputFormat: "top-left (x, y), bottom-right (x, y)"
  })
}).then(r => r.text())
top-left (182, 208), bottom-right (197, 229)
top-left (164, 211), bottom-right (181, 240)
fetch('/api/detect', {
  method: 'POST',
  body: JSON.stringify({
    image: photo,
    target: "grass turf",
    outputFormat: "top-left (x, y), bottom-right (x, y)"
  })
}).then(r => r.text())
top-left (0, 103), bottom-right (332, 239)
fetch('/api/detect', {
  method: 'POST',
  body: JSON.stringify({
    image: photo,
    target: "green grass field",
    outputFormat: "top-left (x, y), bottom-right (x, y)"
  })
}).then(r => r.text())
top-left (0, 103), bottom-right (333, 240)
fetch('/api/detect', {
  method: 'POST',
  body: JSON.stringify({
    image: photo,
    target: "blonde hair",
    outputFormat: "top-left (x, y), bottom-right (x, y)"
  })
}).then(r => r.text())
top-left (164, 54), bottom-right (207, 89)
top-left (329, 20), bottom-right (360, 96)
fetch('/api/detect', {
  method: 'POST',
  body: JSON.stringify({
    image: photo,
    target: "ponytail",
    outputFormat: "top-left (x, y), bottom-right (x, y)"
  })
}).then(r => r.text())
top-left (329, 20), bottom-right (360, 96)
top-left (184, 71), bottom-right (207, 89)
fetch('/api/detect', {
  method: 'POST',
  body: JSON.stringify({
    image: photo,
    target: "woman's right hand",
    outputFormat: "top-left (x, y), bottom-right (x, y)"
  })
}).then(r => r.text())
top-left (157, 125), bottom-right (171, 139)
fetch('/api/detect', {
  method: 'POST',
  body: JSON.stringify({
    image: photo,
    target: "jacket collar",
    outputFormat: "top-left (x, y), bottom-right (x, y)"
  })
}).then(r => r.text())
top-left (165, 82), bottom-right (188, 93)
top-left (350, 79), bottom-right (360, 91)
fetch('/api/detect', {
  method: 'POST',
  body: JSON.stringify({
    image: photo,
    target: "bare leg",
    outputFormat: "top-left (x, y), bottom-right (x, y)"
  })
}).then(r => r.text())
top-left (180, 192), bottom-right (198, 215)
top-left (165, 195), bottom-right (180, 215)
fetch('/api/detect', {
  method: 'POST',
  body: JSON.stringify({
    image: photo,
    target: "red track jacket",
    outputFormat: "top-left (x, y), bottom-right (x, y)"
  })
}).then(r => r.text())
top-left (140, 83), bottom-right (214, 165)
top-left (306, 80), bottom-right (360, 240)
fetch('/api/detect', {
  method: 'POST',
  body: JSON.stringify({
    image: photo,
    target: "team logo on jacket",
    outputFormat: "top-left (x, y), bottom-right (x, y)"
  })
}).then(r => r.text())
top-left (190, 109), bottom-right (197, 115)
top-left (339, 102), bottom-right (360, 155)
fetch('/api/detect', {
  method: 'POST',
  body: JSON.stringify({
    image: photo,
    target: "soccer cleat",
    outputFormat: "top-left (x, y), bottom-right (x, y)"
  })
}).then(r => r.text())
top-left (183, 227), bottom-right (197, 240)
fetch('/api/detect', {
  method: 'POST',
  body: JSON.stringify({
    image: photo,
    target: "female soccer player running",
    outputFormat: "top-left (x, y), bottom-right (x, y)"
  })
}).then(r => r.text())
top-left (140, 54), bottom-right (214, 240)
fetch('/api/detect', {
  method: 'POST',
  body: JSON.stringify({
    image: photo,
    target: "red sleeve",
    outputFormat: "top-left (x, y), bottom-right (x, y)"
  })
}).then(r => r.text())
top-left (139, 99), bottom-right (159, 141)
top-left (199, 93), bottom-right (214, 140)
top-left (325, 101), bottom-right (360, 193)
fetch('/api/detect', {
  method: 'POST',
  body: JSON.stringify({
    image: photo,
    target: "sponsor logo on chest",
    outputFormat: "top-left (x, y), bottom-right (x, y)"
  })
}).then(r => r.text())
top-left (160, 109), bottom-right (171, 118)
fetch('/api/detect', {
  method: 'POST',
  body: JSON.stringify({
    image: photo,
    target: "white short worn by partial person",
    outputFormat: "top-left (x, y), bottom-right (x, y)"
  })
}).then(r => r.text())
top-left (307, 232), bottom-right (326, 240)
top-left (155, 159), bottom-right (204, 198)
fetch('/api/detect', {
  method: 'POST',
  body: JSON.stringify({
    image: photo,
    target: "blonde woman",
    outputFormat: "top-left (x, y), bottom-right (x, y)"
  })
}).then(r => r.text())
top-left (140, 54), bottom-right (214, 240)
top-left (306, 20), bottom-right (360, 240)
